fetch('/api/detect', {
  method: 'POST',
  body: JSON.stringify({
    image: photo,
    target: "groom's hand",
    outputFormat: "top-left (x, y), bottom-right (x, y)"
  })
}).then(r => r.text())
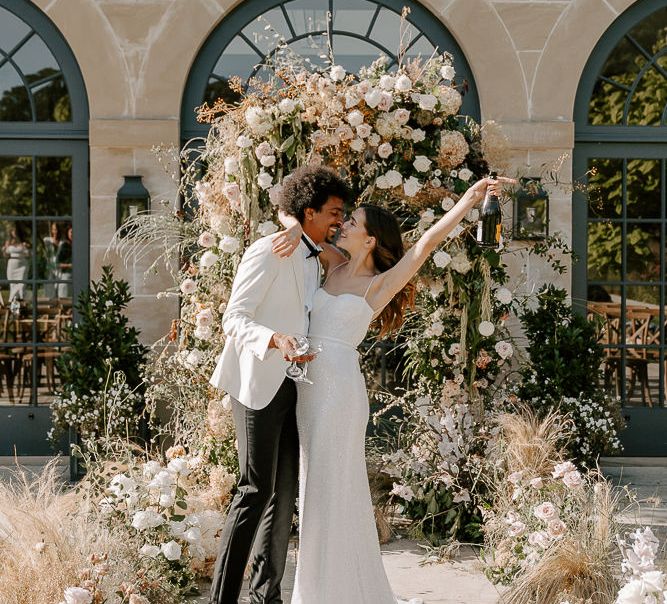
top-left (269, 333), bottom-right (317, 362)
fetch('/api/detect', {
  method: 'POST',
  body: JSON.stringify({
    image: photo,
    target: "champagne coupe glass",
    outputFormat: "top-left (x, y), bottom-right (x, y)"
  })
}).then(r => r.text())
top-left (285, 336), bottom-right (321, 384)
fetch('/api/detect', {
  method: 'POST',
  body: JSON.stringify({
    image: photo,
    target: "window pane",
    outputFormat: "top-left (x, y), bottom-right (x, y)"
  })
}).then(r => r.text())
top-left (33, 75), bottom-right (71, 122)
top-left (36, 220), bottom-right (63, 284)
top-left (0, 63), bottom-right (31, 121)
top-left (627, 158), bottom-right (661, 219)
top-left (627, 59), bottom-right (667, 126)
top-left (0, 220), bottom-right (32, 288)
top-left (371, 8), bottom-right (418, 56)
top-left (588, 221), bottom-right (622, 281)
top-left (588, 158), bottom-right (622, 219)
top-left (12, 34), bottom-right (59, 82)
top-left (332, 0), bottom-right (377, 37)
top-left (331, 34), bottom-right (386, 73)
top-left (0, 156), bottom-right (32, 216)
top-left (284, 0), bottom-right (329, 36)
top-left (242, 8), bottom-right (292, 55)
top-left (0, 7), bottom-right (31, 51)
top-left (626, 224), bottom-right (661, 282)
top-left (626, 285), bottom-right (660, 309)
top-left (36, 156), bottom-right (72, 216)
top-left (403, 35), bottom-right (436, 60)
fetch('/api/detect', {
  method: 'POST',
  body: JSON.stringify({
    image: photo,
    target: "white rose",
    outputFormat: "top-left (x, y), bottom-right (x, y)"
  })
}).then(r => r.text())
top-left (529, 477), bottom-right (544, 489)
top-left (220, 235), bottom-right (240, 253)
top-left (330, 65), bottom-right (346, 81)
top-left (552, 461), bottom-right (577, 478)
top-left (183, 527), bottom-right (202, 543)
top-left (194, 181), bottom-right (211, 205)
top-left (161, 540), bottom-right (182, 561)
top-left (199, 250), bottom-right (219, 269)
top-left (364, 88), bottom-right (383, 109)
top-left (368, 133), bottom-right (381, 147)
top-left (379, 74), bottom-right (396, 90)
top-left (642, 571), bottom-right (665, 593)
top-left (403, 176), bottom-right (422, 197)
top-left (159, 491), bottom-right (175, 507)
top-left (257, 171), bottom-right (273, 190)
top-left (616, 579), bottom-right (645, 604)
top-left (254, 141), bottom-right (273, 158)
top-left (458, 168), bottom-right (473, 181)
top-left (148, 470), bottom-right (175, 490)
top-left (394, 74), bottom-right (412, 92)
top-left (430, 321), bottom-right (444, 337)
top-left (268, 183), bottom-right (283, 206)
top-left (131, 510), bottom-right (165, 531)
top-left (417, 93), bottom-right (438, 111)
top-left (356, 124), bottom-right (372, 138)
top-left (63, 587), bottom-right (93, 604)
top-left (547, 519), bottom-right (567, 538)
top-left (375, 175), bottom-right (389, 189)
top-left (252, 220), bottom-right (277, 238)
top-left (260, 154), bottom-right (276, 167)
top-left (194, 324), bottom-right (212, 341)
top-left (224, 156), bottom-right (239, 174)
top-left (441, 196), bottom-right (455, 211)
top-left (562, 470), bottom-right (583, 489)
top-left (222, 182), bottom-right (241, 203)
top-left (236, 134), bottom-right (252, 148)
top-left (393, 108), bottom-right (410, 125)
top-left (411, 128), bottom-right (426, 143)
top-left (413, 155), bottom-right (432, 173)
top-left (179, 278), bottom-right (196, 295)
top-left (440, 65), bottom-right (456, 80)
top-left (450, 252), bottom-right (472, 273)
top-left (377, 92), bottom-right (393, 111)
top-left (139, 544), bottom-right (160, 558)
top-left (197, 231), bottom-right (216, 248)
top-left (478, 321), bottom-right (495, 337)
top-left (495, 287), bottom-right (512, 305)
top-left (494, 340), bottom-right (513, 360)
top-left (335, 124), bottom-right (354, 141)
top-left (431, 177), bottom-right (442, 188)
top-left (167, 458), bottom-right (189, 476)
top-left (508, 521), bottom-right (526, 537)
top-left (419, 209), bottom-right (435, 225)
top-left (350, 138), bottom-right (365, 152)
top-left (377, 142), bottom-right (393, 159)
top-left (533, 501), bottom-right (558, 521)
top-left (433, 251), bottom-right (451, 269)
top-left (345, 91), bottom-right (360, 108)
top-left (384, 170), bottom-right (403, 188)
top-left (185, 349), bottom-right (203, 368)
top-left (528, 530), bottom-right (551, 549)
top-left (347, 110), bottom-right (364, 127)
top-left (278, 98), bottom-right (296, 113)
top-left (197, 308), bottom-right (214, 326)
top-left (245, 107), bottom-right (271, 134)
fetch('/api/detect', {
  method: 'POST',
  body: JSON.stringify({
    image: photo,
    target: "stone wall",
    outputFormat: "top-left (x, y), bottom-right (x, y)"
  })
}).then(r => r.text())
top-left (30, 0), bottom-right (639, 342)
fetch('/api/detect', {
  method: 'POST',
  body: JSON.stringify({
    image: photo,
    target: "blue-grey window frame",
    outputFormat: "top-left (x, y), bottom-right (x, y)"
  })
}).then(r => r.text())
top-left (0, 0), bottom-right (89, 455)
top-left (181, 0), bottom-right (480, 140)
top-left (573, 0), bottom-right (667, 451)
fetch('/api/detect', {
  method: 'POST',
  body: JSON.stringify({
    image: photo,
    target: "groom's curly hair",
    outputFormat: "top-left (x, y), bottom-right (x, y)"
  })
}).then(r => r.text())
top-left (279, 165), bottom-right (351, 223)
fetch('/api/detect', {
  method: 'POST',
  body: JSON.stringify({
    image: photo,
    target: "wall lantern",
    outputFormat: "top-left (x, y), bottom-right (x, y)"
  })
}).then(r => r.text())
top-left (116, 175), bottom-right (150, 235)
top-left (513, 177), bottom-right (549, 240)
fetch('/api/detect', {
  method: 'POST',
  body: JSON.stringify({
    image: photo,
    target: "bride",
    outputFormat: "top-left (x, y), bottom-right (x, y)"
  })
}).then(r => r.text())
top-left (273, 173), bottom-right (514, 604)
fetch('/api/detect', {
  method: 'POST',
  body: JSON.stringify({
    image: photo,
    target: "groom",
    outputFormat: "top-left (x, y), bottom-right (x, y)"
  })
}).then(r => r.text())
top-left (209, 165), bottom-right (349, 603)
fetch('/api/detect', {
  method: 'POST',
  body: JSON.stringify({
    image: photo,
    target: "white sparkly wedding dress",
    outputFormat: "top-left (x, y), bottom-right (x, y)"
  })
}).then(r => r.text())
top-left (292, 285), bottom-right (419, 604)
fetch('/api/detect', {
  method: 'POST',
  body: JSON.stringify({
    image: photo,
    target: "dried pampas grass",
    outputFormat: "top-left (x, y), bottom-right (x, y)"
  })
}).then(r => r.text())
top-left (502, 479), bottom-right (623, 603)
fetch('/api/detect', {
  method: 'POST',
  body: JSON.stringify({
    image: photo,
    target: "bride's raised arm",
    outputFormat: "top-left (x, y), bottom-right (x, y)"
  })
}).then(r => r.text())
top-left (366, 176), bottom-right (515, 312)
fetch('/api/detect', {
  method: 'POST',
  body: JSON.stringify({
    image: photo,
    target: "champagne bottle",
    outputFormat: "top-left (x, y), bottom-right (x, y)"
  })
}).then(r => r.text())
top-left (476, 172), bottom-right (502, 248)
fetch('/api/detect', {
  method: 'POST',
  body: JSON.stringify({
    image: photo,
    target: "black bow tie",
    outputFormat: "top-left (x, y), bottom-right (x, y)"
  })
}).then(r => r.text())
top-left (301, 235), bottom-right (321, 259)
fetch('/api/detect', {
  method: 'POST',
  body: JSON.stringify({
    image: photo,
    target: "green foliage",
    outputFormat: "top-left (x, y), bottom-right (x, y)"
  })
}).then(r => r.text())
top-left (51, 265), bottom-right (148, 442)
top-left (515, 284), bottom-right (622, 464)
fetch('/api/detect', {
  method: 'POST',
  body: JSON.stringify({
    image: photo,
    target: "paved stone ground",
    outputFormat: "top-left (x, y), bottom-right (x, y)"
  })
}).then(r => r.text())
top-left (5, 456), bottom-right (667, 602)
top-left (188, 540), bottom-right (503, 604)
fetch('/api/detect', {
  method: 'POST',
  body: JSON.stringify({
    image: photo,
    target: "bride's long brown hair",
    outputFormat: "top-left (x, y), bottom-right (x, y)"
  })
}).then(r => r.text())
top-left (360, 204), bottom-right (416, 337)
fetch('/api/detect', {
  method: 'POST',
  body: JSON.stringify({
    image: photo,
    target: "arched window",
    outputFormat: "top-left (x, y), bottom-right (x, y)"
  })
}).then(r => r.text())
top-left (182, 0), bottom-right (479, 139)
top-left (0, 0), bottom-right (88, 455)
top-left (573, 0), bottom-right (666, 453)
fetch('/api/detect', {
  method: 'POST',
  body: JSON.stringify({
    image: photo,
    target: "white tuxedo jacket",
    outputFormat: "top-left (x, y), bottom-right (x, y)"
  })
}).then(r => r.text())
top-left (209, 235), bottom-right (308, 409)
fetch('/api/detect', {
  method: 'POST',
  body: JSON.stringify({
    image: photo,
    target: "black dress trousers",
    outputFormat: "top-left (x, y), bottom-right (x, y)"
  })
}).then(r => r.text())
top-left (209, 377), bottom-right (299, 604)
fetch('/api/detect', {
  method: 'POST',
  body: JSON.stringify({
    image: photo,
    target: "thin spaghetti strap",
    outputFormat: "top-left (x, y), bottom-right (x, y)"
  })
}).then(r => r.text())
top-left (323, 261), bottom-right (348, 287)
top-left (363, 274), bottom-right (378, 300)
